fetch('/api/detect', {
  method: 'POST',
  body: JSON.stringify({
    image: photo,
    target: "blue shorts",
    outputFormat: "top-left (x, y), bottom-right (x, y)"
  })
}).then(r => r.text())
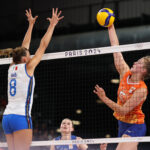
top-left (118, 120), bottom-right (146, 137)
top-left (2, 114), bottom-right (32, 134)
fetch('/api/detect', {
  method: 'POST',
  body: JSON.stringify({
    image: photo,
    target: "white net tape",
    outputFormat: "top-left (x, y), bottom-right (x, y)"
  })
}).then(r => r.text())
top-left (0, 42), bottom-right (150, 65)
top-left (0, 136), bottom-right (150, 147)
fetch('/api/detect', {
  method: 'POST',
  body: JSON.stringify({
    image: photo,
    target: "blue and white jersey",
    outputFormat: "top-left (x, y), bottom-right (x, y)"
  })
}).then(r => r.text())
top-left (4, 64), bottom-right (35, 117)
top-left (55, 135), bottom-right (79, 150)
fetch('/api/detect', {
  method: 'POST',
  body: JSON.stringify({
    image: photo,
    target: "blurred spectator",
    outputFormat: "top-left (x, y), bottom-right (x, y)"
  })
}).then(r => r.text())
top-left (48, 129), bottom-right (57, 140)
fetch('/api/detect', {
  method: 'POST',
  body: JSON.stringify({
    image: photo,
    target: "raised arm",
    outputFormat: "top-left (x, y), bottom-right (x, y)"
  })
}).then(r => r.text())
top-left (108, 25), bottom-right (129, 79)
top-left (27, 8), bottom-right (64, 76)
top-left (21, 9), bottom-right (38, 49)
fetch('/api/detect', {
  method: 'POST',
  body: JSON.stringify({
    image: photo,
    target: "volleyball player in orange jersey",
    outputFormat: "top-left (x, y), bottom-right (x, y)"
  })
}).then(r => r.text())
top-left (94, 24), bottom-right (150, 150)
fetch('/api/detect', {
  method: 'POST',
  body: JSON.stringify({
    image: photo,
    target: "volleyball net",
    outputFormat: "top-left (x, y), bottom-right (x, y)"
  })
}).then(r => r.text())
top-left (0, 42), bottom-right (150, 150)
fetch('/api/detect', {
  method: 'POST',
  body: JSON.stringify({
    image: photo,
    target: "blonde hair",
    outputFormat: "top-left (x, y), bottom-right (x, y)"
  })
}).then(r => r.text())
top-left (0, 47), bottom-right (28, 64)
top-left (0, 48), bottom-right (13, 58)
top-left (12, 47), bottom-right (28, 64)
top-left (143, 56), bottom-right (150, 80)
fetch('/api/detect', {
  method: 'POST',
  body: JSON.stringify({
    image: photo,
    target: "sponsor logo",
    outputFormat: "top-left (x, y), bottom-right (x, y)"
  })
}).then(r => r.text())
top-left (129, 87), bottom-right (136, 93)
top-left (11, 73), bottom-right (17, 78)
top-left (65, 49), bottom-right (101, 57)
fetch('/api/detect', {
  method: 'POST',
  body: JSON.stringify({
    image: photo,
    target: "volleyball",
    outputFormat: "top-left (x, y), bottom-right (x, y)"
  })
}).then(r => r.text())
top-left (96, 8), bottom-right (115, 27)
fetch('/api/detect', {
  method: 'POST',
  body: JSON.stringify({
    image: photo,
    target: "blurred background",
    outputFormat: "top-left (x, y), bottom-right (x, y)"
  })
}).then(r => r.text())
top-left (0, 0), bottom-right (150, 149)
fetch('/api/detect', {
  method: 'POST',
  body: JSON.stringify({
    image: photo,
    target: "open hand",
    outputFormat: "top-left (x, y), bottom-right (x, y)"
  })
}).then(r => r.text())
top-left (47, 8), bottom-right (64, 26)
top-left (25, 8), bottom-right (38, 25)
top-left (93, 84), bottom-right (106, 100)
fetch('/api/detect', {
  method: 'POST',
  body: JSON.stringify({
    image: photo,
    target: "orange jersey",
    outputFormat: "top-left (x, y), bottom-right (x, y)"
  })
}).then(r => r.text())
top-left (113, 71), bottom-right (147, 124)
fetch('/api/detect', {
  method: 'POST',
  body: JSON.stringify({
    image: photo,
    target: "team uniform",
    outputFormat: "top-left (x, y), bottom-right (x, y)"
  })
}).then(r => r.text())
top-left (2, 64), bottom-right (35, 134)
top-left (54, 135), bottom-right (79, 150)
top-left (113, 71), bottom-right (147, 137)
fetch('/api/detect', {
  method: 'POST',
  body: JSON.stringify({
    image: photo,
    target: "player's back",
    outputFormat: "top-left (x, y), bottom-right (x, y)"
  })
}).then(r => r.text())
top-left (4, 64), bottom-right (35, 116)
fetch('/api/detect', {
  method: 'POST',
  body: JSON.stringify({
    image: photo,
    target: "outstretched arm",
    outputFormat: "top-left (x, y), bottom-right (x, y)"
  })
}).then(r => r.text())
top-left (21, 8), bottom-right (38, 49)
top-left (108, 25), bottom-right (129, 79)
top-left (94, 85), bottom-right (147, 116)
top-left (27, 8), bottom-right (64, 76)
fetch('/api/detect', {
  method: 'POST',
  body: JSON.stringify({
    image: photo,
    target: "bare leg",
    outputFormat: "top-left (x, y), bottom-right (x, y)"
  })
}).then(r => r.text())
top-left (116, 134), bottom-right (138, 150)
top-left (13, 129), bottom-right (32, 150)
top-left (5, 134), bottom-right (15, 150)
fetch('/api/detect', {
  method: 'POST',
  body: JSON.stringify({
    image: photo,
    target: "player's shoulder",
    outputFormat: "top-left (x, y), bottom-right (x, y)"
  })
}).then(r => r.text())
top-left (120, 70), bottom-right (131, 81)
top-left (9, 63), bottom-right (26, 69)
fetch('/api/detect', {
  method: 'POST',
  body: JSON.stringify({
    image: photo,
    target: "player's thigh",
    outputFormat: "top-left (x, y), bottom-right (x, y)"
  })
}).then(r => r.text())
top-left (5, 134), bottom-right (15, 150)
top-left (116, 134), bottom-right (138, 150)
top-left (13, 129), bottom-right (32, 150)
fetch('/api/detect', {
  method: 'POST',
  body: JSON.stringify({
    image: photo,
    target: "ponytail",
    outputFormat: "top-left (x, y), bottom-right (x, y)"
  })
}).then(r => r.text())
top-left (0, 48), bottom-right (13, 57)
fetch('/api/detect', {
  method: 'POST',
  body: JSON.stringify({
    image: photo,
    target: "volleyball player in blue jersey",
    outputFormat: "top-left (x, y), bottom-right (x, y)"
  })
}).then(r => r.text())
top-left (50, 118), bottom-right (88, 150)
top-left (2, 8), bottom-right (63, 150)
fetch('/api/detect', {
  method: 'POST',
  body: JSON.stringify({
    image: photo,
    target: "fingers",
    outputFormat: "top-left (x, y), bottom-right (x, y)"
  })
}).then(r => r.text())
top-left (93, 84), bottom-right (104, 95)
top-left (25, 8), bottom-right (31, 16)
top-left (55, 8), bottom-right (58, 15)
top-left (95, 84), bottom-right (101, 91)
top-left (25, 8), bottom-right (63, 24)
top-left (57, 10), bottom-right (62, 17)
top-left (34, 16), bottom-right (38, 20)
top-left (29, 8), bottom-right (32, 15)
top-left (52, 8), bottom-right (54, 16)
top-left (48, 8), bottom-right (64, 24)
top-left (58, 16), bottom-right (64, 21)
top-left (95, 84), bottom-right (100, 88)
top-left (25, 10), bottom-right (29, 16)
top-left (47, 18), bottom-right (51, 22)
top-left (93, 85), bottom-right (100, 95)
top-left (52, 8), bottom-right (63, 17)
top-left (25, 8), bottom-right (38, 23)
top-left (57, 10), bottom-right (64, 21)
top-left (93, 90), bottom-right (97, 94)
